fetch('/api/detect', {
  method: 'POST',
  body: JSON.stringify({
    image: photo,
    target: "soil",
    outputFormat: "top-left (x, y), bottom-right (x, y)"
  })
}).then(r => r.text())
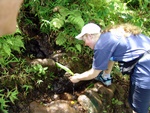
top-left (8, 74), bottom-right (134, 113)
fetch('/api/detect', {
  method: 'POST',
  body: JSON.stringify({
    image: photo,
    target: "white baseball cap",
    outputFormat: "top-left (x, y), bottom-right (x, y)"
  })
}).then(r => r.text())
top-left (75, 23), bottom-right (101, 40)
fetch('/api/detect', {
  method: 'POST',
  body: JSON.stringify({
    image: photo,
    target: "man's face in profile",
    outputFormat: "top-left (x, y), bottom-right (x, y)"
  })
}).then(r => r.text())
top-left (0, 0), bottom-right (23, 37)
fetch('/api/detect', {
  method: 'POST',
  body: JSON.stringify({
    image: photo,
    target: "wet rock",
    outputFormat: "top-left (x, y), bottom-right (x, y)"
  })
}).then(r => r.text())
top-left (29, 101), bottom-right (49, 113)
top-left (85, 90), bottom-right (103, 110)
top-left (47, 100), bottom-right (77, 113)
top-left (31, 58), bottom-right (55, 67)
top-left (31, 58), bottom-right (57, 72)
top-left (52, 94), bottom-right (60, 100)
top-left (77, 82), bottom-right (117, 113)
top-left (78, 94), bottom-right (101, 113)
top-left (60, 92), bottom-right (74, 100)
top-left (51, 53), bottom-right (67, 63)
top-left (29, 100), bottom-right (77, 113)
top-left (94, 82), bottom-right (116, 102)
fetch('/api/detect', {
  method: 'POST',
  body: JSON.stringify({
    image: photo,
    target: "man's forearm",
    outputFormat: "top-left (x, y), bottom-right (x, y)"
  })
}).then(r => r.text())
top-left (77, 68), bottom-right (102, 81)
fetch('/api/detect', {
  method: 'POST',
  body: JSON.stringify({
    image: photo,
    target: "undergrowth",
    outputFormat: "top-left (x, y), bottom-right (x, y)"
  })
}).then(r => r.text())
top-left (0, 0), bottom-right (150, 112)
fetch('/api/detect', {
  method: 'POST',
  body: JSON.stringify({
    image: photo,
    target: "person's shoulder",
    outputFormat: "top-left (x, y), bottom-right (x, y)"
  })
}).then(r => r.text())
top-left (100, 32), bottom-right (121, 41)
top-left (100, 32), bottom-right (113, 39)
top-left (101, 32), bottom-right (111, 37)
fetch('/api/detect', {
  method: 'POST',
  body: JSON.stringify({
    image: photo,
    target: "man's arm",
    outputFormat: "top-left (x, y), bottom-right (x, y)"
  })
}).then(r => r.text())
top-left (79, 60), bottom-right (115, 80)
top-left (77, 68), bottom-right (102, 80)
top-left (105, 60), bottom-right (114, 74)
top-left (69, 61), bottom-right (114, 83)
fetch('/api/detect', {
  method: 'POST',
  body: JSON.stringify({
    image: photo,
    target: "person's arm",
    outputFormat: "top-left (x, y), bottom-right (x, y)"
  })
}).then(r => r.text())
top-left (69, 68), bottom-right (102, 83)
top-left (69, 61), bottom-right (114, 83)
top-left (104, 60), bottom-right (114, 74)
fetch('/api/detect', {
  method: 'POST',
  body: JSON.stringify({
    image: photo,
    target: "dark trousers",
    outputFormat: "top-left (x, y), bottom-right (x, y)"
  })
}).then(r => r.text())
top-left (128, 81), bottom-right (150, 113)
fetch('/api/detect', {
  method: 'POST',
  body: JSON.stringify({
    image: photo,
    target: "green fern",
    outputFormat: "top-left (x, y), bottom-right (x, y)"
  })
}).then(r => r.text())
top-left (11, 36), bottom-right (25, 53)
top-left (52, 6), bottom-right (85, 54)
top-left (6, 89), bottom-right (18, 104)
top-left (67, 15), bottom-right (84, 29)
top-left (59, 8), bottom-right (84, 29)
top-left (52, 6), bottom-right (84, 30)
top-left (59, 7), bottom-right (70, 17)
top-left (50, 18), bottom-right (65, 29)
top-left (0, 34), bottom-right (25, 66)
top-left (75, 44), bottom-right (82, 53)
top-left (2, 43), bottom-right (11, 56)
top-left (0, 97), bottom-right (9, 113)
top-left (56, 32), bottom-right (67, 46)
top-left (40, 19), bottom-right (51, 33)
top-left (0, 89), bottom-right (9, 113)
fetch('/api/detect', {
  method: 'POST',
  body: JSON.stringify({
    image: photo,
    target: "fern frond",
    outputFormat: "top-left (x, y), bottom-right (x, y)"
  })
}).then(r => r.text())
top-left (56, 32), bottom-right (67, 46)
top-left (75, 44), bottom-right (82, 53)
top-left (71, 10), bottom-right (82, 17)
top-left (50, 18), bottom-right (64, 29)
top-left (2, 43), bottom-right (11, 56)
top-left (67, 15), bottom-right (84, 29)
top-left (59, 7), bottom-right (70, 17)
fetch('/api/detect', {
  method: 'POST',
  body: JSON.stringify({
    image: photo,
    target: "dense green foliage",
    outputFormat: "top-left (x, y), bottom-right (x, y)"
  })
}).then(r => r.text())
top-left (19, 0), bottom-right (150, 56)
top-left (0, 0), bottom-right (150, 112)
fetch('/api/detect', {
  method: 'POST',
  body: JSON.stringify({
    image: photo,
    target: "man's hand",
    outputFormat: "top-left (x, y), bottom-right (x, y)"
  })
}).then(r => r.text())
top-left (69, 73), bottom-right (80, 83)
top-left (69, 69), bottom-right (102, 83)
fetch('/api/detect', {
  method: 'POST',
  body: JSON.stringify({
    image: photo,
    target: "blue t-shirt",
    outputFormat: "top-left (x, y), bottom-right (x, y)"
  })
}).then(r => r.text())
top-left (92, 32), bottom-right (150, 89)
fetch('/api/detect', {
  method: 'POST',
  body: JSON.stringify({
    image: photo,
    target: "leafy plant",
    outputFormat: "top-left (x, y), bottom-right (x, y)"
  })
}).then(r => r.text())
top-left (22, 84), bottom-right (33, 93)
top-left (56, 62), bottom-right (74, 76)
top-left (111, 98), bottom-right (123, 105)
top-left (0, 89), bottom-right (18, 113)
top-left (0, 0), bottom-right (149, 112)
top-left (0, 97), bottom-right (8, 113)
top-left (6, 89), bottom-right (18, 104)
top-left (0, 34), bottom-right (25, 66)
top-left (32, 64), bottom-right (48, 77)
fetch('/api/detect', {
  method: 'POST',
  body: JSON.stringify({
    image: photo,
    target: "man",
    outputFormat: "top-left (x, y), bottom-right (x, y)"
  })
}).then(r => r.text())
top-left (0, 0), bottom-right (23, 37)
top-left (69, 23), bottom-right (150, 113)
top-left (70, 23), bottom-right (113, 86)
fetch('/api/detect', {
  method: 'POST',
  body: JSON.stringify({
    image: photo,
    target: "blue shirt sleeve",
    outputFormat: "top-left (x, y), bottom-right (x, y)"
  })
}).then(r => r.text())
top-left (92, 32), bottom-right (119, 70)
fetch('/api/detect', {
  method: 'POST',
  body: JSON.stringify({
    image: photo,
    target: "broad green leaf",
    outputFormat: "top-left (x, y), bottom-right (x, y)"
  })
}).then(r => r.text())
top-left (51, 18), bottom-right (64, 29)
top-left (56, 32), bottom-right (67, 46)
top-left (75, 44), bottom-right (82, 53)
top-left (3, 43), bottom-right (11, 56)
top-left (56, 62), bottom-right (74, 76)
